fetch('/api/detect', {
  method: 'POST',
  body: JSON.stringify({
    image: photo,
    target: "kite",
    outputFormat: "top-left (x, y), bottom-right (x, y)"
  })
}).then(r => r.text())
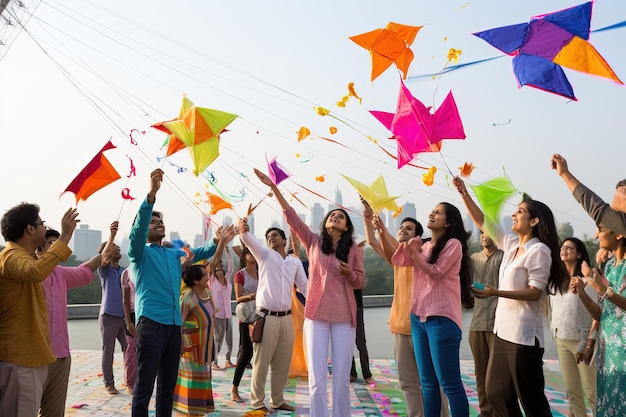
top-left (473, 2), bottom-right (623, 100)
top-left (341, 174), bottom-right (401, 217)
top-left (297, 127), bottom-right (311, 142)
top-left (266, 156), bottom-right (291, 185)
top-left (469, 176), bottom-right (518, 237)
top-left (350, 22), bottom-right (423, 81)
top-left (128, 129), bottom-right (145, 145)
top-left (315, 175), bottom-right (325, 183)
top-left (247, 192), bottom-right (273, 216)
top-left (152, 95), bottom-right (238, 175)
top-left (370, 79), bottom-right (466, 168)
top-left (492, 118), bottom-right (512, 127)
top-left (447, 48), bottom-right (462, 64)
top-left (126, 155), bottom-right (136, 178)
top-left (329, 126), bottom-right (338, 134)
top-left (61, 140), bottom-right (121, 204)
top-left (196, 191), bottom-right (233, 216)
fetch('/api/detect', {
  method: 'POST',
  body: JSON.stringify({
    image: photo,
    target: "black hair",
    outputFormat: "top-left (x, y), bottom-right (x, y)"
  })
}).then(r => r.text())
top-left (238, 245), bottom-right (257, 271)
top-left (561, 237), bottom-right (591, 278)
top-left (182, 264), bottom-right (205, 288)
top-left (400, 217), bottom-right (424, 237)
top-left (1, 203), bottom-right (40, 242)
top-left (522, 193), bottom-right (568, 295)
top-left (428, 203), bottom-right (473, 309)
top-left (265, 227), bottom-right (286, 241)
top-left (45, 229), bottom-right (60, 240)
top-left (320, 208), bottom-right (354, 262)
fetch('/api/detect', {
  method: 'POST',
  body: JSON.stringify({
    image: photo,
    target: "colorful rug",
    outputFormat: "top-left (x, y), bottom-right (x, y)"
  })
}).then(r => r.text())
top-left (64, 350), bottom-right (585, 416)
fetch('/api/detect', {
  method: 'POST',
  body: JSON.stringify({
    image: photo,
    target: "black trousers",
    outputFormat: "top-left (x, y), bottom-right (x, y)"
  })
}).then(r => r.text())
top-left (350, 307), bottom-right (372, 379)
top-left (232, 321), bottom-right (254, 387)
top-left (486, 335), bottom-right (551, 417)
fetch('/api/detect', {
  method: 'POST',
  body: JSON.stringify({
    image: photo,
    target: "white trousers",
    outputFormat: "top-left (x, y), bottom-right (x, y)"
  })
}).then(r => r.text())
top-left (304, 319), bottom-right (355, 417)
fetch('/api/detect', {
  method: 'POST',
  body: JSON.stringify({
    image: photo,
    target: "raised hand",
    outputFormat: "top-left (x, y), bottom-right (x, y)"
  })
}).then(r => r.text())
top-left (59, 208), bottom-right (80, 243)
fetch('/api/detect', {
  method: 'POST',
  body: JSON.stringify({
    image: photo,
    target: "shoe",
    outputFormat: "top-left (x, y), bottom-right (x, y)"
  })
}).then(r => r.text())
top-left (350, 375), bottom-right (357, 382)
top-left (254, 406), bottom-right (271, 415)
top-left (105, 384), bottom-right (119, 395)
top-left (275, 402), bottom-right (295, 411)
top-left (364, 377), bottom-right (375, 388)
top-left (125, 385), bottom-right (134, 395)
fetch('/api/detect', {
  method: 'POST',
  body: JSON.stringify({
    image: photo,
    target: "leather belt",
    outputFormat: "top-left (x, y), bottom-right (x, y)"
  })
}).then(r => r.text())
top-left (260, 308), bottom-right (291, 317)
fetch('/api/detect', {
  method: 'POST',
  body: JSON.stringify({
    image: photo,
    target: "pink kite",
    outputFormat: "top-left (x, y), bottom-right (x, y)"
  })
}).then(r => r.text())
top-left (370, 79), bottom-right (465, 168)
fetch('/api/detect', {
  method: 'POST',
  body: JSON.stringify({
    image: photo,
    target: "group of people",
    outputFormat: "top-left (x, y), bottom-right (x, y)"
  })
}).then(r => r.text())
top-left (1, 153), bottom-right (625, 417)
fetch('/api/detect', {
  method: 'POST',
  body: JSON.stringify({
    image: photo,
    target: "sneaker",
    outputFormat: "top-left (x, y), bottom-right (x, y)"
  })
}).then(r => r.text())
top-left (105, 384), bottom-right (119, 395)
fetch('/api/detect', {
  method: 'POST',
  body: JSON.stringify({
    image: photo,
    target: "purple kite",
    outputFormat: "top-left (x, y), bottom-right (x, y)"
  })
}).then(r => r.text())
top-left (370, 79), bottom-right (465, 169)
top-left (473, 1), bottom-right (622, 100)
top-left (266, 155), bottom-right (291, 185)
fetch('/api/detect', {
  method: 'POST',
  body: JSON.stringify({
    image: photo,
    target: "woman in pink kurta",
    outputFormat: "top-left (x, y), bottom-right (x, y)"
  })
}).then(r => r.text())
top-left (392, 202), bottom-right (472, 417)
top-left (253, 168), bottom-right (364, 417)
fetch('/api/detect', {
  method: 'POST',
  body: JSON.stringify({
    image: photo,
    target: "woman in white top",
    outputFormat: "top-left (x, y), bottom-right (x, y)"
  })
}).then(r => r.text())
top-left (453, 177), bottom-right (567, 417)
top-left (551, 237), bottom-right (597, 417)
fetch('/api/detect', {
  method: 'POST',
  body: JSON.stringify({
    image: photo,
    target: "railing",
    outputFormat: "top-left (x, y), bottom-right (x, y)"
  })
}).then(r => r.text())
top-left (67, 295), bottom-right (394, 319)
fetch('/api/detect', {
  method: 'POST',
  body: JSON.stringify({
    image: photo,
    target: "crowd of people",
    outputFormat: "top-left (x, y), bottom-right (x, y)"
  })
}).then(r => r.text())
top-left (1, 154), bottom-right (625, 417)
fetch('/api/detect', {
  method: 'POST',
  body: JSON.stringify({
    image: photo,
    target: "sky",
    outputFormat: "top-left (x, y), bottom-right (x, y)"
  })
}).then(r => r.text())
top-left (1, 0), bottom-right (625, 246)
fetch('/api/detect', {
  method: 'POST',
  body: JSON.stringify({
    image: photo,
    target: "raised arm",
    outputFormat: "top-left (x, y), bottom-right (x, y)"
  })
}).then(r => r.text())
top-left (452, 176), bottom-right (485, 232)
top-left (101, 221), bottom-right (119, 266)
top-left (253, 168), bottom-right (291, 211)
top-left (211, 225), bottom-right (236, 272)
top-left (374, 214), bottom-right (399, 264)
top-left (362, 200), bottom-right (383, 257)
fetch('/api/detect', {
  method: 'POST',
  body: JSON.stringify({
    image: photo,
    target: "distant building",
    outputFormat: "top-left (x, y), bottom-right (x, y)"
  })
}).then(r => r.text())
top-left (311, 203), bottom-right (324, 229)
top-left (349, 206), bottom-right (365, 240)
top-left (169, 231), bottom-right (181, 243)
top-left (73, 224), bottom-right (102, 261)
top-left (193, 234), bottom-right (204, 248)
top-left (327, 187), bottom-right (343, 213)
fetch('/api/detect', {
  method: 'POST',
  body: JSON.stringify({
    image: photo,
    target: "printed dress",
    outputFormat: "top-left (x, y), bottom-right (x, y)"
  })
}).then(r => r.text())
top-left (597, 257), bottom-right (626, 417)
top-left (173, 287), bottom-right (216, 415)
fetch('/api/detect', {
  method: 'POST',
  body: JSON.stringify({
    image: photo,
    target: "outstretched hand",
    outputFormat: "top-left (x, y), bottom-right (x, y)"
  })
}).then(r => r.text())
top-left (550, 154), bottom-right (569, 176)
top-left (253, 168), bottom-right (275, 188)
top-left (59, 208), bottom-right (80, 243)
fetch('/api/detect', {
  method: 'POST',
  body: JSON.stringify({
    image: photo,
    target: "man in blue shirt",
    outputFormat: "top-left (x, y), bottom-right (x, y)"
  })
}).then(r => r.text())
top-left (128, 168), bottom-right (219, 417)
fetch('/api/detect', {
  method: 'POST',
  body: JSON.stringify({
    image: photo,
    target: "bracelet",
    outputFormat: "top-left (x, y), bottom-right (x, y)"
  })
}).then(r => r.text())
top-left (586, 345), bottom-right (592, 349)
top-left (600, 286), bottom-right (614, 302)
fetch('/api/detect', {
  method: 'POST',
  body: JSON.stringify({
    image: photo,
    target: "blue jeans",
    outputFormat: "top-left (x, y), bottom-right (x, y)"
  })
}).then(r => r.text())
top-left (131, 316), bottom-right (181, 417)
top-left (411, 315), bottom-right (468, 417)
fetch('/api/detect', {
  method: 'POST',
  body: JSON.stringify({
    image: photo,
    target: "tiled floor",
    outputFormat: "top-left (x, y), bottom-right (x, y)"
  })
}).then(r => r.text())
top-left (64, 350), bottom-right (579, 416)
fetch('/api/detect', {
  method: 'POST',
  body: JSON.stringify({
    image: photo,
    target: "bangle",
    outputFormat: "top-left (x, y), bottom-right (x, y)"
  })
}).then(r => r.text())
top-left (601, 286), bottom-right (614, 301)
top-left (586, 345), bottom-right (592, 349)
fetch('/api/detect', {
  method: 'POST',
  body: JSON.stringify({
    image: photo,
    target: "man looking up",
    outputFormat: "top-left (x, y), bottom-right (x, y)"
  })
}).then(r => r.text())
top-left (129, 169), bottom-right (224, 417)
top-left (239, 218), bottom-right (308, 415)
top-left (0, 205), bottom-right (79, 417)
top-left (97, 220), bottom-right (127, 395)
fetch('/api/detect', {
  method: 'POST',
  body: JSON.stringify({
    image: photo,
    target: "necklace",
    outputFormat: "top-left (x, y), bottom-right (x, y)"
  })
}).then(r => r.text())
top-left (193, 288), bottom-right (211, 302)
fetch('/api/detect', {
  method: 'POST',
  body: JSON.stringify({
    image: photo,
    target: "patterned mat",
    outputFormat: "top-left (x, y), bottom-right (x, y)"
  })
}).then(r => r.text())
top-left (64, 350), bottom-right (583, 416)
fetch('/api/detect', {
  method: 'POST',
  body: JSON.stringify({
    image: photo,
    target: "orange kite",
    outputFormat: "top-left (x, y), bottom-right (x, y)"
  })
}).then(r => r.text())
top-left (350, 22), bottom-right (423, 81)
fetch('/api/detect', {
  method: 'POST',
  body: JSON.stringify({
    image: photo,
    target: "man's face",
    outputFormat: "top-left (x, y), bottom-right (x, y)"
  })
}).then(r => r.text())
top-left (148, 216), bottom-right (165, 241)
top-left (111, 243), bottom-right (122, 260)
top-left (397, 221), bottom-right (417, 242)
top-left (480, 233), bottom-right (495, 249)
top-left (266, 230), bottom-right (286, 252)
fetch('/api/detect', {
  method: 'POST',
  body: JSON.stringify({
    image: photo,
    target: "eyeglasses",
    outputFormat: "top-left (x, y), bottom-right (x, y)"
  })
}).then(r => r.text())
top-left (31, 221), bottom-right (46, 228)
top-left (560, 246), bottom-right (576, 252)
top-left (150, 219), bottom-right (164, 225)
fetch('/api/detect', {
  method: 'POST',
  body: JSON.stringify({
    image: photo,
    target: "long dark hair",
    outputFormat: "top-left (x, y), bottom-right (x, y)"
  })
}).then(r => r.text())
top-left (320, 208), bottom-right (354, 262)
top-left (238, 245), bottom-right (256, 270)
top-left (522, 194), bottom-right (568, 295)
top-left (429, 202), bottom-right (473, 308)
top-left (561, 237), bottom-right (591, 278)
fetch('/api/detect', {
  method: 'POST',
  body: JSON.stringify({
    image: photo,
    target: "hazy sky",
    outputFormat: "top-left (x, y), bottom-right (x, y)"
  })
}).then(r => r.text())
top-left (1, 0), bottom-right (625, 245)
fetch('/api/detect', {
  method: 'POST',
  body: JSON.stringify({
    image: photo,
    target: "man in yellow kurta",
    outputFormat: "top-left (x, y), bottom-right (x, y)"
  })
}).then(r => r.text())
top-left (0, 203), bottom-right (79, 417)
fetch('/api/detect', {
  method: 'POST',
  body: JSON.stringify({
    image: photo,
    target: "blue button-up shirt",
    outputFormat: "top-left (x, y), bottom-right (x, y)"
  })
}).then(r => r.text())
top-left (128, 198), bottom-right (216, 325)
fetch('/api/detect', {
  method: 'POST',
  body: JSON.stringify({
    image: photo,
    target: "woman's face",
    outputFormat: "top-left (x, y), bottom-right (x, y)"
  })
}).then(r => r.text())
top-left (325, 210), bottom-right (348, 232)
top-left (427, 204), bottom-right (447, 232)
top-left (511, 202), bottom-right (534, 235)
top-left (597, 224), bottom-right (620, 251)
top-left (245, 252), bottom-right (256, 265)
top-left (559, 240), bottom-right (580, 263)
top-left (195, 268), bottom-right (209, 288)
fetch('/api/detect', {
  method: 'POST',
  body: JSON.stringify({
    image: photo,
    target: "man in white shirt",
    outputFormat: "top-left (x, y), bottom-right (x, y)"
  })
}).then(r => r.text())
top-left (239, 218), bottom-right (308, 415)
